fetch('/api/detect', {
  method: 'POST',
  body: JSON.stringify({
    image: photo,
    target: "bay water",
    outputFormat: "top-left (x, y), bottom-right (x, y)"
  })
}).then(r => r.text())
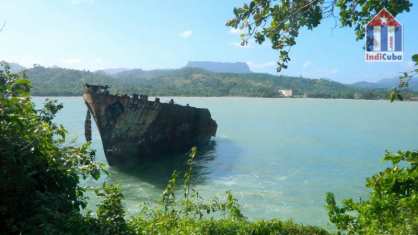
top-left (33, 97), bottom-right (418, 228)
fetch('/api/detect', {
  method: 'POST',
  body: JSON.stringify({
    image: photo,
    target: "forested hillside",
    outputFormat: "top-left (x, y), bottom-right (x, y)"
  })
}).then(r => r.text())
top-left (185, 61), bottom-right (252, 73)
top-left (23, 65), bottom-right (398, 99)
top-left (352, 77), bottom-right (418, 91)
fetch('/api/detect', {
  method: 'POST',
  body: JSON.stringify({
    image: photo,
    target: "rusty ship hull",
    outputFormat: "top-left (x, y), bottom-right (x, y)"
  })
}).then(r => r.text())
top-left (83, 85), bottom-right (217, 165)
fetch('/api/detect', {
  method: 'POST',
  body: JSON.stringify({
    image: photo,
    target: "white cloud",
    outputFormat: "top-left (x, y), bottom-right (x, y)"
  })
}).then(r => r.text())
top-left (247, 61), bottom-right (276, 70)
top-left (229, 28), bottom-right (243, 35)
top-left (327, 68), bottom-right (339, 76)
top-left (179, 30), bottom-right (192, 39)
top-left (303, 60), bottom-right (312, 69)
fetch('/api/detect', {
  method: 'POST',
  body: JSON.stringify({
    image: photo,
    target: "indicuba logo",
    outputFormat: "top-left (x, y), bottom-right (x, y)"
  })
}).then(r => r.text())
top-left (365, 8), bottom-right (403, 62)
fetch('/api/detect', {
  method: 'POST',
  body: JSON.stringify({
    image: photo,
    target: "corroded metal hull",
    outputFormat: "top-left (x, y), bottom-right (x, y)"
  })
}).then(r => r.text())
top-left (83, 85), bottom-right (217, 165)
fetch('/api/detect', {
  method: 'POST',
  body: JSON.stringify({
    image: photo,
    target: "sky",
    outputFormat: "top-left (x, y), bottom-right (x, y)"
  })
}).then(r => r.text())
top-left (0, 0), bottom-right (417, 83)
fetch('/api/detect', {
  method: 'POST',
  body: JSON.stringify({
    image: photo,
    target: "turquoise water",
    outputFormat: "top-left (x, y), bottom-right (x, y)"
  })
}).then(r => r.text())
top-left (33, 97), bottom-right (418, 228)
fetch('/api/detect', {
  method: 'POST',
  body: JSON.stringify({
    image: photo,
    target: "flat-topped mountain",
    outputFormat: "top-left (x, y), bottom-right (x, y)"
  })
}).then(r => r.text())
top-left (185, 61), bottom-right (252, 74)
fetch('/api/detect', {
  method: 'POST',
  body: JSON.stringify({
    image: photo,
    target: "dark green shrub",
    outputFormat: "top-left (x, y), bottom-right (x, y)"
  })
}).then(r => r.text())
top-left (326, 151), bottom-right (418, 234)
top-left (0, 63), bottom-right (105, 234)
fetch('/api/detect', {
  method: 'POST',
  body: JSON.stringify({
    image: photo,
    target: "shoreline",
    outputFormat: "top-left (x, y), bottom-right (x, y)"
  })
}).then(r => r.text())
top-left (31, 95), bottom-right (418, 102)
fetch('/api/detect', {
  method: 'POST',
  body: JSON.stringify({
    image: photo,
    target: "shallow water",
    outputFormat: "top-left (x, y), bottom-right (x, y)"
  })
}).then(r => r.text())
top-left (33, 96), bottom-right (418, 228)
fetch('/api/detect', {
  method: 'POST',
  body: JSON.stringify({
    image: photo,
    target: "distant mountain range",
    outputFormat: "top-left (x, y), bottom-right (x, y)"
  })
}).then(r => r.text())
top-left (1, 60), bottom-right (416, 99)
top-left (96, 61), bottom-right (252, 76)
top-left (0, 61), bottom-right (26, 73)
top-left (352, 77), bottom-right (418, 91)
top-left (96, 68), bottom-right (131, 75)
top-left (185, 61), bottom-right (252, 74)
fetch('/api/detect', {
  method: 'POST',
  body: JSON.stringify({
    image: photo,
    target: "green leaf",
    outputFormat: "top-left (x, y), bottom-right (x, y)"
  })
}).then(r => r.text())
top-left (412, 54), bottom-right (418, 65)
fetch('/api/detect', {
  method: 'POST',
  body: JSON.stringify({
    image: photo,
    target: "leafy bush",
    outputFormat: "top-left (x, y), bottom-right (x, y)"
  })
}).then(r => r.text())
top-left (326, 151), bottom-right (418, 234)
top-left (0, 63), bottom-right (116, 234)
top-left (128, 147), bottom-right (329, 235)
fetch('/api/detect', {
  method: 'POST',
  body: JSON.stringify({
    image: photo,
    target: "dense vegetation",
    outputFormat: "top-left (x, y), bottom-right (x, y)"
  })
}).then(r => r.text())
top-left (0, 64), bottom-right (103, 234)
top-left (1, 64), bottom-right (331, 234)
top-left (22, 65), bottom-right (405, 99)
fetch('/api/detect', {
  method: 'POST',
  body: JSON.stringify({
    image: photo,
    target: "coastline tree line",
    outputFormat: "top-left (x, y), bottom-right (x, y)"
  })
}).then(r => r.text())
top-left (20, 65), bottom-right (417, 100)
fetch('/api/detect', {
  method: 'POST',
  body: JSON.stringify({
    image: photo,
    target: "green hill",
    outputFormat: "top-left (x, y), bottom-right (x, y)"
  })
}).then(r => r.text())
top-left (22, 65), bottom-right (393, 99)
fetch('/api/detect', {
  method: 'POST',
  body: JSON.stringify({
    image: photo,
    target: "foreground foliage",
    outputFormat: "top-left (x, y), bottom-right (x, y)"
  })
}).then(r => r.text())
top-left (0, 63), bottom-right (330, 234)
top-left (0, 63), bottom-right (94, 233)
top-left (390, 55), bottom-right (418, 102)
top-left (129, 147), bottom-right (329, 234)
top-left (0, 63), bottom-right (119, 234)
top-left (326, 151), bottom-right (418, 234)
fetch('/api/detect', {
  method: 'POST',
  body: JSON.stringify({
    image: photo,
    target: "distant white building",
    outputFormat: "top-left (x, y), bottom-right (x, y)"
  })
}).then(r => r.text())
top-left (278, 89), bottom-right (293, 97)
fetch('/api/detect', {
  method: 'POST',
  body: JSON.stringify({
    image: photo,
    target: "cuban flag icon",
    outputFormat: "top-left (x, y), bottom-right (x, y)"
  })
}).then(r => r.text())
top-left (365, 8), bottom-right (403, 62)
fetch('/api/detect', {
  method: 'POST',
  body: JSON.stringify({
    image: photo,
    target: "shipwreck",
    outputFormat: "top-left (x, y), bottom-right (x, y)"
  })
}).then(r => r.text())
top-left (83, 84), bottom-right (217, 165)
